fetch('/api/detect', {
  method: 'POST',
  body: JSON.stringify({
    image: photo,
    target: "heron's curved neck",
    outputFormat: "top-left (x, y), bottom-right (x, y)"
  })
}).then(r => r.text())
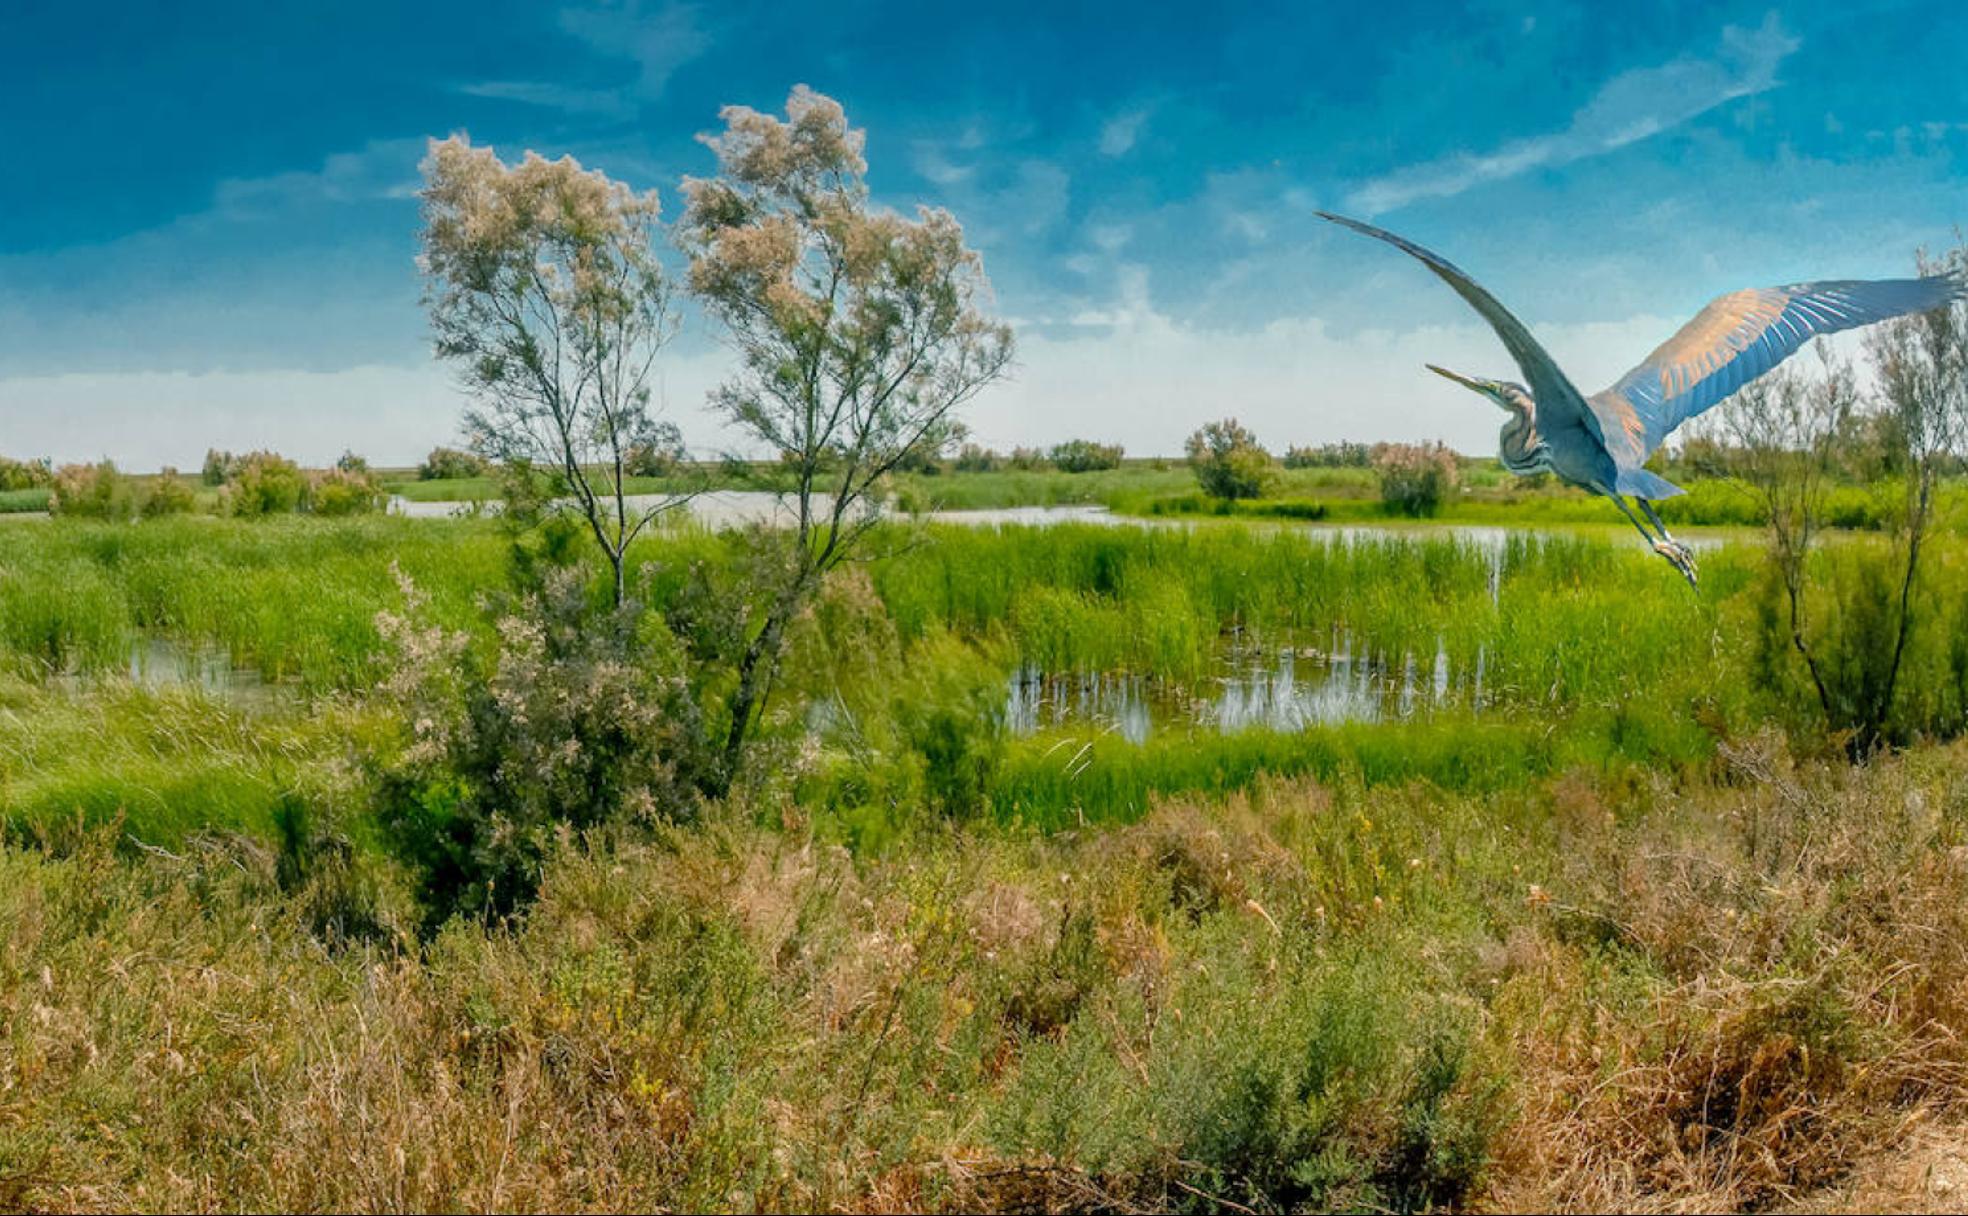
top-left (1498, 397), bottom-right (1549, 474)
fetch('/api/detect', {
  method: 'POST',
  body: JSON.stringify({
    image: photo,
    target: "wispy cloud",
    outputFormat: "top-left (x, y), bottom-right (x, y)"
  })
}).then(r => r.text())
top-left (562, 0), bottom-right (709, 97)
top-left (1345, 13), bottom-right (1801, 215)
top-left (212, 139), bottom-right (425, 219)
top-left (912, 142), bottom-right (975, 186)
top-left (1099, 106), bottom-right (1153, 157)
top-left (456, 80), bottom-right (629, 117)
top-left (461, 1), bottom-right (711, 114)
top-left (1086, 222), bottom-right (1133, 253)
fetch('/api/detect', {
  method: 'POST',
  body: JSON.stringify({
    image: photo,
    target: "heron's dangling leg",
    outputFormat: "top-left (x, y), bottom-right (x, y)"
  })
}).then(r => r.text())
top-left (1609, 494), bottom-right (1659, 546)
top-left (1637, 498), bottom-right (1696, 570)
top-left (1610, 494), bottom-right (1698, 587)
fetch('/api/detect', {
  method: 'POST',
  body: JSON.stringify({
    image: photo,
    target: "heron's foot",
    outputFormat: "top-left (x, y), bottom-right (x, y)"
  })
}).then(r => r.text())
top-left (1652, 539), bottom-right (1699, 587)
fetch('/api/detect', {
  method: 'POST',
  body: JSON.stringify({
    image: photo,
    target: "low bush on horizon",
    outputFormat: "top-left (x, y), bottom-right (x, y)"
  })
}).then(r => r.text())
top-left (0, 454), bottom-right (54, 491)
top-left (418, 445), bottom-right (492, 480)
top-left (1374, 441), bottom-right (1461, 518)
top-left (1185, 417), bottom-right (1275, 501)
top-left (50, 460), bottom-right (137, 520)
top-left (1048, 438), bottom-right (1125, 473)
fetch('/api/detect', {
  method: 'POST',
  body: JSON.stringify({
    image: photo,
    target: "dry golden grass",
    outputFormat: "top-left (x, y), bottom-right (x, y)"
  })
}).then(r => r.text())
top-left (5, 739), bottom-right (1968, 1211)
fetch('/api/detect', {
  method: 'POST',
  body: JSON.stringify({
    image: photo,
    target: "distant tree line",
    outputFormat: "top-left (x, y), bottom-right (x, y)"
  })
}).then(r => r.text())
top-left (1283, 440), bottom-right (1373, 468)
top-left (26, 450), bottom-right (388, 520)
top-left (0, 455), bottom-right (54, 492)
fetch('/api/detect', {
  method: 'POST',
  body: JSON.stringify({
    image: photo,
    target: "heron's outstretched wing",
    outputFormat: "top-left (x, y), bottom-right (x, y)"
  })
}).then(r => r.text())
top-left (1316, 212), bottom-right (1616, 484)
top-left (1602, 275), bottom-right (1967, 453)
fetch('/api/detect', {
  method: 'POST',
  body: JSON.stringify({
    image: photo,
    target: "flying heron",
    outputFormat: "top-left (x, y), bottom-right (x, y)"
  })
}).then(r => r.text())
top-left (1318, 212), bottom-right (1966, 585)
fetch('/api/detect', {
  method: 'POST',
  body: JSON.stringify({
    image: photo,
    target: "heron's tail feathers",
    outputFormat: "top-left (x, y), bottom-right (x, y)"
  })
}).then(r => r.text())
top-left (1615, 466), bottom-right (1685, 500)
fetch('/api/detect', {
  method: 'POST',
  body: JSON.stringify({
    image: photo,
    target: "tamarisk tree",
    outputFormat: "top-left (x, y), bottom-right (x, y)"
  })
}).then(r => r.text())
top-left (419, 136), bottom-right (687, 606)
top-left (679, 86), bottom-right (1013, 784)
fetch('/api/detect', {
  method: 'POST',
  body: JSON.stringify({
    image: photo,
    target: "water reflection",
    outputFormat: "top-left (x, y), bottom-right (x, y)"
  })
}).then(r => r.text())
top-left (388, 492), bottom-right (1137, 529)
top-left (1006, 632), bottom-right (1484, 742)
top-left (1006, 669), bottom-right (1155, 743)
top-left (123, 638), bottom-right (273, 703)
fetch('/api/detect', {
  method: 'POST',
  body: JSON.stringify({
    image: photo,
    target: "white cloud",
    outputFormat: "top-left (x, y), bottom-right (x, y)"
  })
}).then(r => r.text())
top-left (1346, 13), bottom-right (1801, 215)
top-left (1086, 222), bottom-right (1133, 253)
top-left (461, 1), bottom-right (711, 114)
top-left (966, 298), bottom-right (1684, 457)
top-left (1099, 107), bottom-right (1152, 157)
top-left (922, 158), bottom-right (1072, 250)
top-left (6, 298), bottom-right (1879, 471)
top-left (912, 142), bottom-right (975, 185)
top-left (456, 80), bottom-right (629, 117)
top-left (0, 347), bottom-right (742, 469)
top-left (562, 0), bottom-right (710, 98)
top-left (212, 139), bottom-right (425, 219)
top-left (1008, 161), bottom-right (1071, 234)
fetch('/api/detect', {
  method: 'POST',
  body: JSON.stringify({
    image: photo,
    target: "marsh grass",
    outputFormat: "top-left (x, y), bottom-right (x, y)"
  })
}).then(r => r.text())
top-left (0, 517), bottom-right (508, 687)
top-left (0, 488), bottom-right (51, 514)
top-left (0, 514), bottom-right (1881, 850)
top-left (0, 676), bottom-right (378, 846)
top-left (987, 701), bottom-right (1723, 829)
top-left (871, 524), bottom-right (1753, 713)
top-left (3, 516), bottom-right (1736, 710)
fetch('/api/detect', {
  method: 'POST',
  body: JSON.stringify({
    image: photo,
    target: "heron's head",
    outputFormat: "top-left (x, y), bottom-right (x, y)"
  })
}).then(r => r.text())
top-left (1425, 365), bottom-right (1532, 415)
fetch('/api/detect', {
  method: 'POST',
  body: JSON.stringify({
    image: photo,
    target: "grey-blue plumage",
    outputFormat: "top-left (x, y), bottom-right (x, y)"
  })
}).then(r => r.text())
top-left (1317, 211), bottom-right (1967, 585)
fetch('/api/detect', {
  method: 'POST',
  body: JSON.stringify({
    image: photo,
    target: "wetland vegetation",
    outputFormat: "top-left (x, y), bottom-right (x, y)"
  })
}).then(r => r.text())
top-left (6, 86), bottom-right (1968, 1216)
top-left (7, 485), bottom-right (1968, 1210)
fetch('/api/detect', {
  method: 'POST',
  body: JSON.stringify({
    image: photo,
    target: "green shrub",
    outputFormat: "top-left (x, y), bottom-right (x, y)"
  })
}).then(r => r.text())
top-left (312, 467), bottom-right (387, 516)
top-left (200, 448), bottom-right (241, 486)
top-left (141, 468), bottom-right (198, 517)
top-left (226, 452), bottom-right (310, 517)
top-left (0, 488), bottom-right (50, 514)
top-left (991, 935), bottom-right (1506, 1213)
top-left (1185, 418), bottom-right (1274, 501)
top-left (1655, 478), bottom-right (1767, 528)
top-left (1284, 441), bottom-right (1371, 469)
top-left (1748, 539), bottom-right (1968, 747)
top-left (953, 443), bottom-right (1002, 472)
top-left (51, 460), bottom-right (135, 520)
top-left (624, 423), bottom-right (687, 477)
top-left (896, 635), bottom-right (1006, 818)
top-left (370, 569), bottom-right (709, 930)
top-left (1048, 439), bottom-right (1125, 473)
top-left (1373, 442), bottom-right (1459, 518)
top-left (418, 446), bottom-right (491, 480)
top-left (0, 455), bottom-right (53, 491)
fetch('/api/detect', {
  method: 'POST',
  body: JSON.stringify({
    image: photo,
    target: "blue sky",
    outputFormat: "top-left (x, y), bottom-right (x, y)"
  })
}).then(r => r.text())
top-left (3, 0), bottom-right (1964, 466)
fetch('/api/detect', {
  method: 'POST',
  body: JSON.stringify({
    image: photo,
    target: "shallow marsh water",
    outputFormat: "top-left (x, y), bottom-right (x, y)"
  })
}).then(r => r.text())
top-left (1005, 630), bottom-right (1475, 742)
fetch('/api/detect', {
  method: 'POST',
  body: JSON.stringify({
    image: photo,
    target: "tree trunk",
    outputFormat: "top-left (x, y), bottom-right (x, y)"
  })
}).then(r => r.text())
top-left (1872, 472), bottom-right (1932, 750)
top-left (717, 610), bottom-right (787, 793)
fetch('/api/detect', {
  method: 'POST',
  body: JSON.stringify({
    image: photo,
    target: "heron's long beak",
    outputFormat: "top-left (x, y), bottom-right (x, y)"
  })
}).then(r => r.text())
top-left (1425, 364), bottom-right (1484, 393)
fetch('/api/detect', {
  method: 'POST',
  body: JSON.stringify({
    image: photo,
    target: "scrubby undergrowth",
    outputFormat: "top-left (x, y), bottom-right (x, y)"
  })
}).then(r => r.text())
top-left (5, 739), bottom-right (1968, 1212)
